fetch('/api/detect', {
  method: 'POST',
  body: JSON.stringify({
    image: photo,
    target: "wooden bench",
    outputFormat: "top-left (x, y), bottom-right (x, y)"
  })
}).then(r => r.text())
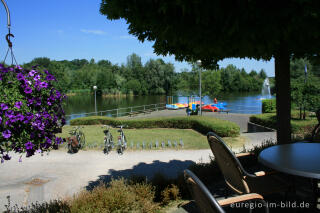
top-left (128, 111), bottom-right (140, 117)
top-left (218, 109), bottom-right (230, 114)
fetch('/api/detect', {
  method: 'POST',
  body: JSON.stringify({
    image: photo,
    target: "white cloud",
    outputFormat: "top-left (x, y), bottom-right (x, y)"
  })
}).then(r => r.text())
top-left (80, 29), bottom-right (107, 35)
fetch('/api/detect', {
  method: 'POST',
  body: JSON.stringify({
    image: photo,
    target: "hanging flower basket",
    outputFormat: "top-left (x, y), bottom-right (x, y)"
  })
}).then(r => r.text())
top-left (0, 65), bottom-right (66, 162)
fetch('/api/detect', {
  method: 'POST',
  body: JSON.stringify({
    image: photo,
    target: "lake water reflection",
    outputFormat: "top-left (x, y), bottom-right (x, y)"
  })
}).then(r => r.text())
top-left (63, 92), bottom-right (269, 123)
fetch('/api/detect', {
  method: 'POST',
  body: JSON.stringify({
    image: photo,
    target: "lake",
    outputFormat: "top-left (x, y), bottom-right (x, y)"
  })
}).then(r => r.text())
top-left (64, 92), bottom-right (269, 123)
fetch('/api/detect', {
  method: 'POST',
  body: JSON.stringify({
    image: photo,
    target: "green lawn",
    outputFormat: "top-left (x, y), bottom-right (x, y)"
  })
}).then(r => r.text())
top-left (57, 125), bottom-right (245, 150)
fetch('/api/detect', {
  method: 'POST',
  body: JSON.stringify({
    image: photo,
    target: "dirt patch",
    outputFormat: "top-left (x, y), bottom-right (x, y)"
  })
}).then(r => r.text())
top-left (25, 178), bottom-right (49, 186)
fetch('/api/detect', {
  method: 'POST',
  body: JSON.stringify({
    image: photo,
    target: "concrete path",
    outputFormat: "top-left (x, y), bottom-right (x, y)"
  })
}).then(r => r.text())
top-left (0, 149), bottom-right (214, 211)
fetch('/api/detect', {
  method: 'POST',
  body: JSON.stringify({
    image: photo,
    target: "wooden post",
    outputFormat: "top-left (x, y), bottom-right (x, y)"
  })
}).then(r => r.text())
top-left (275, 41), bottom-right (291, 144)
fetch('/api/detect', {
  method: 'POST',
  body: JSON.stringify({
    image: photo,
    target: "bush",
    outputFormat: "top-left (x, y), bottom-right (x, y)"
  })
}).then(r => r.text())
top-left (69, 179), bottom-right (159, 213)
top-left (161, 184), bottom-right (180, 205)
top-left (69, 116), bottom-right (240, 137)
top-left (3, 196), bottom-right (70, 213)
top-left (250, 113), bottom-right (318, 135)
top-left (262, 99), bottom-right (276, 113)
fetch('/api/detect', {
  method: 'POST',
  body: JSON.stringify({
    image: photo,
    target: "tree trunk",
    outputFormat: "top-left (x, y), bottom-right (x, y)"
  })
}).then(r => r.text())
top-left (275, 43), bottom-right (291, 144)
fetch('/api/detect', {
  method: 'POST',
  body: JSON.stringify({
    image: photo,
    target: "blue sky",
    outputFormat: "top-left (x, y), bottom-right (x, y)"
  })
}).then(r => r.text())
top-left (0, 0), bottom-right (274, 77)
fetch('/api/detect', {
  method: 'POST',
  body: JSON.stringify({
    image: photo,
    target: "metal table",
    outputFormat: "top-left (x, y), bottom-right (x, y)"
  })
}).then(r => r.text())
top-left (258, 143), bottom-right (320, 209)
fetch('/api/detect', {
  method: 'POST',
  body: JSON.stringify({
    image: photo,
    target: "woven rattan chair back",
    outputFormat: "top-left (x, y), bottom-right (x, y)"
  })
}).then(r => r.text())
top-left (207, 132), bottom-right (249, 194)
top-left (184, 169), bottom-right (225, 213)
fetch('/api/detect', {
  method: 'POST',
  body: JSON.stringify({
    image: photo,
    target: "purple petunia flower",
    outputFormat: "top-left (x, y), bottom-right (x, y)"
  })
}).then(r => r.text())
top-left (39, 81), bottom-right (48, 89)
top-left (14, 101), bottom-right (23, 109)
top-left (33, 74), bottom-right (40, 81)
top-left (3, 154), bottom-right (11, 160)
top-left (28, 70), bottom-right (36, 77)
top-left (35, 97), bottom-right (41, 106)
top-left (17, 73), bottom-right (24, 81)
top-left (55, 91), bottom-right (61, 99)
top-left (45, 74), bottom-right (55, 81)
top-left (45, 137), bottom-right (52, 144)
top-left (24, 87), bottom-right (32, 94)
top-left (26, 149), bottom-right (35, 157)
top-left (1, 67), bottom-right (8, 73)
top-left (5, 110), bottom-right (14, 119)
top-left (35, 149), bottom-right (42, 154)
top-left (0, 117), bottom-right (2, 123)
top-left (2, 130), bottom-right (11, 139)
top-left (25, 141), bottom-right (33, 150)
top-left (55, 137), bottom-right (63, 145)
top-left (1, 103), bottom-right (8, 111)
top-left (16, 113), bottom-right (24, 121)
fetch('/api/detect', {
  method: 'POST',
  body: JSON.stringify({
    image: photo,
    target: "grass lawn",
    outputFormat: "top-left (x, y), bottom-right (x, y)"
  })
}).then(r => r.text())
top-left (57, 125), bottom-right (245, 150)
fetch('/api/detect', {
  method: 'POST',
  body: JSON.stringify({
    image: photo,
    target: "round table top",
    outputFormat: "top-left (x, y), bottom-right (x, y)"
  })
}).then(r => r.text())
top-left (258, 143), bottom-right (320, 179)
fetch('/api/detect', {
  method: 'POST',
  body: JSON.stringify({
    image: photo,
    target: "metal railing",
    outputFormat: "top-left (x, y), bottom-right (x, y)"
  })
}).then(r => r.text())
top-left (65, 102), bottom-right (166, 119)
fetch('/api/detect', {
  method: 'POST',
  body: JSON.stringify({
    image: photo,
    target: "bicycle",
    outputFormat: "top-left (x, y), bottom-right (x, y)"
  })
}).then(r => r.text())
top-left (67, 126), bottom-right (85, 153)
top-left (116, 125), bottom-right (127, 155)
top-left (102, 125), bottom-right (114, 154)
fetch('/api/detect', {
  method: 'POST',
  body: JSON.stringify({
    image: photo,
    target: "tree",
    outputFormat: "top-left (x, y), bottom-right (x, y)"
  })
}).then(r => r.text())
top-left (100, 0), bottom-right (320, 144)
top-left (125, 79), bottom-right (141, 95)
top-left (202, 70), bottom-right (222, 96)
top-left (258, 69), bottom-right (267, 79)
top-left (290, 58), bottom-right (312, 79)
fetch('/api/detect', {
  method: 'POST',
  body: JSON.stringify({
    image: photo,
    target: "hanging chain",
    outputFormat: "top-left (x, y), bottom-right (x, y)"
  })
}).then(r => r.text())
top-left (3, 28), bottom-right (18, 66)
top-left (1, 0), bottom-right (18, 67)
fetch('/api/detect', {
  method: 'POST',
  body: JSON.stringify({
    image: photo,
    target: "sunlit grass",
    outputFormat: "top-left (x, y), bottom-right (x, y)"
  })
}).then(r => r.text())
top-left (57, 125), bottom-right (245, 150)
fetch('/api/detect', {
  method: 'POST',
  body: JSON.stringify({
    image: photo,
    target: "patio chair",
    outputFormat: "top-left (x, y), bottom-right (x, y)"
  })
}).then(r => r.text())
top-left (310, 109), bottom-right (320, 142)
top-left (184, 169), bottom-right (269, 213)
top-left (207, 132), bottom-right (292, 196)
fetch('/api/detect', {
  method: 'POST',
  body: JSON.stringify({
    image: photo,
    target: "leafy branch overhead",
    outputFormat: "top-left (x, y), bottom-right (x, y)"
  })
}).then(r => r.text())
top-left (100, 0), bottom-right (320, 67)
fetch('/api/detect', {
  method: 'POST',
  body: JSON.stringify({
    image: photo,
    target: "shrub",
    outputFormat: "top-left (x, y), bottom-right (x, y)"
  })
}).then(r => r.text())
top-left (0, 65), bottom-right (66, 162)
top-left (70, 116), bottom-right (240, 137)
top-left (3, 196), bottom-right (70, 213)
top-left (262, 99), bottom-right (276, 113)
top-left (250, 113), bottom-right (318, 136)
top-left (69, 179), bottom-right (159, 213)
top-left (160, 184), bottom-right (180, 205)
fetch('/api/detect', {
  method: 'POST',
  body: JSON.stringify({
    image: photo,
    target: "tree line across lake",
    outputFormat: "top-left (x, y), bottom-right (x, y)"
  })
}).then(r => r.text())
top-left (21, 53), bottom-right (268, 97)
top-left (21, 54), bottom-right (319, 103)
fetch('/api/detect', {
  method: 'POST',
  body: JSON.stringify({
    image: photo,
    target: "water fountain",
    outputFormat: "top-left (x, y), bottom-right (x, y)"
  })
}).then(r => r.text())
top-left (261, 78), bottom-right (271, 99)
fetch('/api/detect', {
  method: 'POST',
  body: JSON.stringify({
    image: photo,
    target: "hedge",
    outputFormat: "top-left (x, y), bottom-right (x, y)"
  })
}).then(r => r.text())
top-left (249, 113), bottom-right (318, 134)
top-left (69, 116), bottom-right (240, 137)
top-left (262, 99), bottom-right (276, 113)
